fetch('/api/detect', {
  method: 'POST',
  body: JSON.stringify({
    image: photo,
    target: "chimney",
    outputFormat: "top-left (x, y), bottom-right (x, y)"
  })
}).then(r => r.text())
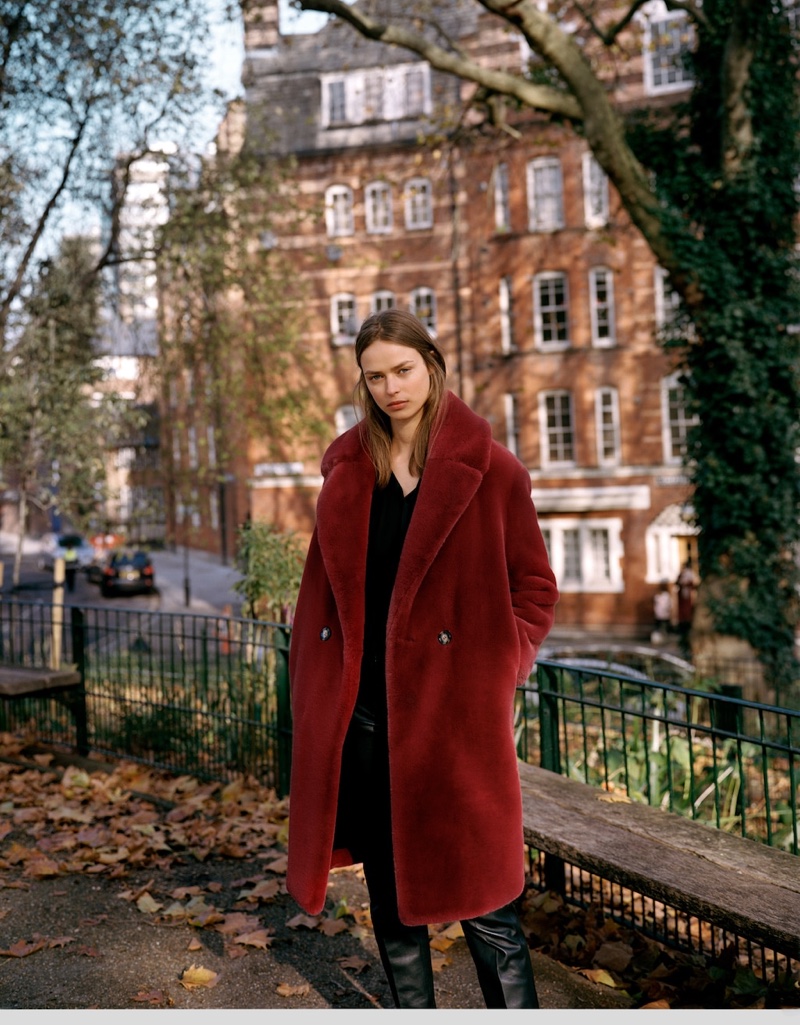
top-left (240, 0), bottom-right (279, 51)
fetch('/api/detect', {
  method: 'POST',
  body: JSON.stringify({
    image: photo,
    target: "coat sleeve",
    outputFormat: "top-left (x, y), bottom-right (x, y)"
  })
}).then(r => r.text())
top-left (505, 464), bottom-right (559, 684)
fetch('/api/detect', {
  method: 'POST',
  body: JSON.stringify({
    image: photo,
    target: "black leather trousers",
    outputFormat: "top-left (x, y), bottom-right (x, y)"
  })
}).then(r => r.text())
top-left (337, 702), bottom-right (539, 1009)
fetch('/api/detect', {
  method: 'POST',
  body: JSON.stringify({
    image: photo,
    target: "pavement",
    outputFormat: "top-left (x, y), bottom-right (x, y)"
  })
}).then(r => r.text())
top-left (0, 532), bottom-right (655, 1014)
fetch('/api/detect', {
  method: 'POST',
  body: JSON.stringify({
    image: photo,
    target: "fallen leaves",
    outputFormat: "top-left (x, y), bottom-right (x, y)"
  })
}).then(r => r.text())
top-left (276, 981), bottom-right (310, 998)
top-left (179, 964), bottom-right (220, 990)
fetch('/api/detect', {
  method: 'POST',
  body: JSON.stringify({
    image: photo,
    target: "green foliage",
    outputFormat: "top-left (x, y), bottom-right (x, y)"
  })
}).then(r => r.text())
top-left (157, 146), bottom-right (327, 505)
top-left (0, 0), bottom-right (217, 338)
top-left (233, 521), bottom-right (306, 622)
top-left (627, 3), bottom-right (800, 686)
top-left (0, 237), bottom-right (143, 533)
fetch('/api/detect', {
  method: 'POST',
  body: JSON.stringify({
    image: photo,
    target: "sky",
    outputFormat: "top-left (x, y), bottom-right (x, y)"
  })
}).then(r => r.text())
top-left (201, 0), bottom-right (330, 147)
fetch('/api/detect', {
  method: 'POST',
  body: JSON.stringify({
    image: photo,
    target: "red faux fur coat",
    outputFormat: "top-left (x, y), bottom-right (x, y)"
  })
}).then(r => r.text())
top-left (286, 392), bottom-right (558, 925)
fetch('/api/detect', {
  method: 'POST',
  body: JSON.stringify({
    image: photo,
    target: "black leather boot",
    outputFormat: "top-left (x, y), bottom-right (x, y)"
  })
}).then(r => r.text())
top-left (461, 902), bottom-right (539, 1009)
top-left (372, 922), bottom-right (437, 1008)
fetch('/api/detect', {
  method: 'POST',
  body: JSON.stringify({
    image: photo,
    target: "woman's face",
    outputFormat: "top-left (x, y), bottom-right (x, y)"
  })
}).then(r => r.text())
top-left (360, 339), bottom-right (432, 433)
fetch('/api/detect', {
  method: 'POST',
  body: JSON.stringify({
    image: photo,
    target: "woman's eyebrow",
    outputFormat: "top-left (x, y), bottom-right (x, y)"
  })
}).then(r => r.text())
top-left (364, 359), bottom-right (415, 373)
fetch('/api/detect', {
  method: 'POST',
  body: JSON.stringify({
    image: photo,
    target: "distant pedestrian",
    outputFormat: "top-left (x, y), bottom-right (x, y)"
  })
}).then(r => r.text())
top-left (651, 580), bottom-right (672, 644)
top-left (676, 559), bottom-right (697, 658)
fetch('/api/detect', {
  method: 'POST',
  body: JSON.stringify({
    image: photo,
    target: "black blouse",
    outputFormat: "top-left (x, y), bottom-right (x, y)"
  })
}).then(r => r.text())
top-left (357, 472), bottom-right (420, 718)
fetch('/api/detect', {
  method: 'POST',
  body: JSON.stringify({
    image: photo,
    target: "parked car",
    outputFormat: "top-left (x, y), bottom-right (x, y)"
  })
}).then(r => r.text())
top-left (38, 533), bottom-right (96, 572)
top-left (100, 549), bottom-right (156, 597)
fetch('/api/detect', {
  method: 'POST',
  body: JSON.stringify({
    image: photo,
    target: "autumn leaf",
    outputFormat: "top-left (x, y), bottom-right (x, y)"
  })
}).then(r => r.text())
top-left (233, 929), bottom-right (273, 949)
top-left (132, 990), bottom-right (170, 1005)
top-left (179, 964), bottom-right (220, 990)
top-left (48, 936), bottom-right (75, 948)
top-left (338, 954), bottom-right (370, 973)
top-left (136, 892), bottom-right (163, 914)
top-left (318, 917), bottom-right (348, 937)
top-left (580, 968), bottom-right (620, 988)
top-left (286, 913), bottom-right (319, 930)
top-left (238, 878), bottom-right (281, 902)
top-left (276, 982), bottom-right (311, 997)
top-left (77, 945), bottom-right (102, 957)
top-left (214, 912), bottom-right (262, 935)
top-left (0, 819), bottom-right (13, 841)
top-left (641, 1000), bottom-right (672, 1008)
top-left (262, 854), bottom-right (287, 874)
top-left (170, 885), bottom-right (201, 900)
top-left (187, 937), bottom-right (203, 951)
top-left (23, 856), bottom-right (61, 879)
top-left (0, 937), bottom-right (48, 957)
top-left (594, 941), bottom-right (634, 973)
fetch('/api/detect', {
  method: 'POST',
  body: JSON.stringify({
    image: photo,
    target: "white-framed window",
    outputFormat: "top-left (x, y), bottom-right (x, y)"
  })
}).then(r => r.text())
top-left (654, 265), bottom-right (681, 330)
top-left (320, 63), bottom-right (431, 127)
top-left (207, 425), bottom-right (217, 468)
top-left (404, 177), bottom-right (433, 229)
top-left (504, 393), bottom-right (521, 457)
top-left (365, 181), bottom-right (393, 234)
top-left (596, 387), bottom-right (621, 466)
top-left (661, 371), bottom-right (698, 464)
top-left (404, 66), bottom-right (426, 115)
top-left (583, 152), bottom-right (609, 228)
top-left (209, 490), bottom-right (220, 531)
top-left (363, 70), bottom-right (384, 120)
top-left (499, 276), bottom-right (516, 353)
top-left (494, 162), bottom-right (511, 231)
top-left (589, 266), bottom-right (616, 347)
top-left (410, 287), bottom-right (437, 335)
top-left (371, 290), bottom-right (396, 313)
top-left (539, 390), bottom-right (575, 468)
top-left (335, 404), bottom-right (360, 435)
top-left (331, 293), bottom-right (359, 345)
top-left (187, 426), bottom-right (198, 470)
top-left (538, 517), bottom-right (624, 592)
top-left (526, 157), bottom-right (564, 232)
top-left (326, 79), bottom-right (347, 124)
top-left (324, 184), bottom-right (354, 237)
top-left (643, 10), bottom-right (694, 95)
top-left (533, 272), bottom-right (570, 349)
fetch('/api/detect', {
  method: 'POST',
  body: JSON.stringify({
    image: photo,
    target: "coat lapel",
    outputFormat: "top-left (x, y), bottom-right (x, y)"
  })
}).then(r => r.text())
top-left (315, 432), bottom-right (373, 650)
top-left (389, 394), bottom-right (492, 631)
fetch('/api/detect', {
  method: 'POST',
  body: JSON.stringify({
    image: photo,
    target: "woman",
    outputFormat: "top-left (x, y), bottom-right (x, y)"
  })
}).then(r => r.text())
top-left (287, 309), bottom-right (558, 1008)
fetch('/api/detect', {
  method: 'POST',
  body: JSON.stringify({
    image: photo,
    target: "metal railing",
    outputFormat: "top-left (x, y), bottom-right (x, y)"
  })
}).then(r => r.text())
top-left (516, 659), bottom-right (799, 855)
top-left (0, 598), bottom-right (291, 794)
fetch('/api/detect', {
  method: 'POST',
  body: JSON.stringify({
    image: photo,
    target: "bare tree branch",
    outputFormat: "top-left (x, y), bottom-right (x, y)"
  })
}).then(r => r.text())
top-left (573, 0), bottom-right (650, 47)
top-left (0, 117), bottom-right (89, 339)
top-left (297, 0), bottom-right (582, 119)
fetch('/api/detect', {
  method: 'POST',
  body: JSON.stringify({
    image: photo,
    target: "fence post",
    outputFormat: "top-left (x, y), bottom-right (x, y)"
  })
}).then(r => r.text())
top-left (538, 663), bottom-right (562, 774)
top-left (536, 662), bottom-right (566, 894)
top-left (69, 606), bottom-right (89, 756)
top-left (275, 627), bottom-right (292, 799)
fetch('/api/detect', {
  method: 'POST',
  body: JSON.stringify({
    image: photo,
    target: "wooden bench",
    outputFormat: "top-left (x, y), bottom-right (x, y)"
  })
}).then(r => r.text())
top-left (519, 761), bottom-right (800, 961)
top-left (0, 665), bottom-right (88, 755)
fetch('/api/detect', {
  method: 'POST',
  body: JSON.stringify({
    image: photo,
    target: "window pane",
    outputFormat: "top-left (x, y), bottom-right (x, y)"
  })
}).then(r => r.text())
top-left (329, 80), bottom-right (346, 123)
top-left (563, 529), bottom-right (581, 582)
top-left (587, 528), bottom-right (611, 583)
top-left (545, 392), bottom-right (574, 463)
top-left (536, 275), bottom-right (569, 346)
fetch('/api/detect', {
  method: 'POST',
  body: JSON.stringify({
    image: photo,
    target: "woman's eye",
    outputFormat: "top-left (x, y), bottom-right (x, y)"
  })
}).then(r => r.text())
top-left (398, 367), bottom-right (410, 374)
top-left (368, 375), bottom-right (382, 382)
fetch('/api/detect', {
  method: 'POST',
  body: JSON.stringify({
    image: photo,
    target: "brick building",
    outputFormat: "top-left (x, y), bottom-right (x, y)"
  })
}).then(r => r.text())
top-left (171, 0), bottom-right (704, 637)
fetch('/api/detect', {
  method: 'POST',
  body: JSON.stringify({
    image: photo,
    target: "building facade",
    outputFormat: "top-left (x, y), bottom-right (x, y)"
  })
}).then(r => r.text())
top-left (177, 0), bottom-right (706, 637)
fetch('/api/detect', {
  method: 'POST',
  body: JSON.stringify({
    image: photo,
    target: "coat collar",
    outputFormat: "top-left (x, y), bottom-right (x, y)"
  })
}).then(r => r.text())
top-left (315, 393), bottom-right (493, 643)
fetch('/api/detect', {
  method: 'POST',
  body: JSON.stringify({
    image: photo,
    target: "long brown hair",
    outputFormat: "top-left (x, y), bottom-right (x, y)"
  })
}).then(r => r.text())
top-left (354, 309), bottom-right (447, 487)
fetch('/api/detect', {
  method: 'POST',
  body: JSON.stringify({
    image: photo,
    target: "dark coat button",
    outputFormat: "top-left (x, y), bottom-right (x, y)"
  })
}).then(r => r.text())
top-left (437, 630), bottom-right (452, 645)
top-left (320, 626), bottom-right (332, 641)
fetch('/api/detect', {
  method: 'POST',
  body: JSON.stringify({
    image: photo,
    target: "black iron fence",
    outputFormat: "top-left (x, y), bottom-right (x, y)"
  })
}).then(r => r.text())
top-left (1, 597), bottom-right (798, 853)
top-left (0, 598), bottom-right (291, 795)
top-left (1, 596), bottom-right (799, 985)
